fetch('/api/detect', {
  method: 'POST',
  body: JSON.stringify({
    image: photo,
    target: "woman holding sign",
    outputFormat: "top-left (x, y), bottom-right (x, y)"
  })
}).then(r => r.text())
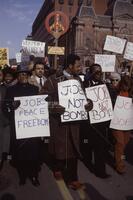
top-left (111, 75), bottom-right (132, 174)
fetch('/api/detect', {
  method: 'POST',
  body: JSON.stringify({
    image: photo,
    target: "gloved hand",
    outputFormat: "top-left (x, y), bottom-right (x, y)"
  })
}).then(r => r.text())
top-left (12, 100), bottom-right (21, 110)
top-left (49, 102), bottom-right (65, 115)
top-left (84, 99), bottom-right (93, 112)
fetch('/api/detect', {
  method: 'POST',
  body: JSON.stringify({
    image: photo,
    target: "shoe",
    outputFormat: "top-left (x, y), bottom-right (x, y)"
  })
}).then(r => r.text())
top-left (68, 181), bottom-right (85, 190)
top-left (53, 171), bottom-right (63, 180)
top-left (2, 152), bottom-right (8, 161)
top-left (115, 165), bottom-right (125, 175)
top-left (30, 177), bottom-right (40, 187)
top-left (95, 173), bottom-right (111, 179)
top-left (116, 169), bottom-right (125, 175)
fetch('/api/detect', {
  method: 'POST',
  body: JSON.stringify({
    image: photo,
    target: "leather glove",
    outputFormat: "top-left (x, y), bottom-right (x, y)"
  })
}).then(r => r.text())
top-left (12, 100), bottom-right (21, 110)
top-left (84, 99), bottom-right (93, 112)
top-left (49, 103), bottom-right (65, 115)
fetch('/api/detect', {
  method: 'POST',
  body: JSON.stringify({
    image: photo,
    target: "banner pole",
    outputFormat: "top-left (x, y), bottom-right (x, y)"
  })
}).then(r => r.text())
top-left (54, 39), bottom-right (58, 70)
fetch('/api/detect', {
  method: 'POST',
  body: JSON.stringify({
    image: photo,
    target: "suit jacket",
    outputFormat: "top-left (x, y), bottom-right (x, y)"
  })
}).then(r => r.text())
top-left (28, 75), bottom-right (47, 92)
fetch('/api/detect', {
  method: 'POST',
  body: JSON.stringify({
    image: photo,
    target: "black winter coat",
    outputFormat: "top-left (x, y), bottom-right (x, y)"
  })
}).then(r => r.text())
top-left (4, 82), bottom-right (42, 161)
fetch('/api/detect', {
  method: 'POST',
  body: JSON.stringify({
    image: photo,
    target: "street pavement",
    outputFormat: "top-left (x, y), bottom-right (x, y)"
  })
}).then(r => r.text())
top-left (0, 138), bottom-right (133, 200)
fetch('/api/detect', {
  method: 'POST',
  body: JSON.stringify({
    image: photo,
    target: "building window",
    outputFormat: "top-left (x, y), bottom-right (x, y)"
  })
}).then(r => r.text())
top-left (68, 0), bottom-right (74, 5)
top-left (59, 0), bottom-right (64, 4)
top-left (78, 0), bottom-right (83, 6)
top-left (86, 0), bottom-right (92, 6)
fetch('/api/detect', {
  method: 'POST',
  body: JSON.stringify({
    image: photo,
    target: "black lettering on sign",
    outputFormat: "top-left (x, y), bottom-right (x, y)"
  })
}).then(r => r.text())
top-left (89, 86), bottom-right (109, 102)
top-left (116, 99), bottom-right (131, 110)
top-left (63, 110), bottom-right (87, 121)
top-left (68, 98), bottom-right (85, 109)
top-left (61, 84), bottom-right (84, 96)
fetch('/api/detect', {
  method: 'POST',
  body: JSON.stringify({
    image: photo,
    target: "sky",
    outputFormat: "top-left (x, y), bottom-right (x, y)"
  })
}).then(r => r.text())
top-left (0, 0), bottom-right (44, 59)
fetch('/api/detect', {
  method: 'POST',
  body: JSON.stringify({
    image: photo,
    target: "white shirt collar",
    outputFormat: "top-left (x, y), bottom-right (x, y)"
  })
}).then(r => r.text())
top-left (35, 76), bottom-right (45, 85)
top-left (63, 70), bottom-right (73, 79)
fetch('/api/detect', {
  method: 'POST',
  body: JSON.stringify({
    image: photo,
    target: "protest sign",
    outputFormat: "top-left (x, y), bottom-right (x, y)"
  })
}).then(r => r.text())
top-left (95, 54), bottom-right (116, 72)
top-left (86, 84), bottom-right (113, 124)
top-left (58, 79), bottom-right (88, 122)
top-left (16, 52), bottom-right (22, 63)
top-left (0, 48), bottom-right (9, 66)
top-left (22, 40), bottom-right (45, 57)
top-left (103, 35), bottom-right (126, 54)
top-left (21, 52), bottom-right (30, 64)
top-left (48, 46), bottom-right (65, 55)
top-left (110, 96), bottom-right (133, 130)
top-left (15, 95), bottom-right (50, 139)
top-left (124, 42), bottom-right (133, 61)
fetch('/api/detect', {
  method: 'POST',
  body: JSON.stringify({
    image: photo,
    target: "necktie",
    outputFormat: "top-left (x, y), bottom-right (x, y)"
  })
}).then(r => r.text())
top-left (39, 78), bottom-right (43, 87)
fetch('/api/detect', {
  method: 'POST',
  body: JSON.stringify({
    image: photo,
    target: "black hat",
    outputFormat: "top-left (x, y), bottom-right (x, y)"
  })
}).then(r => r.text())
top-left (17, 64), bottom-right (30, 74)
top-left (3, 66), bottom-right (16, 77)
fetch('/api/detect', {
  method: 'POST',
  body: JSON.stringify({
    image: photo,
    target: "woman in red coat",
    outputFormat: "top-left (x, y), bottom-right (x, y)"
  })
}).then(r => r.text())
top-left (112, 75), bottom-right (132, 174)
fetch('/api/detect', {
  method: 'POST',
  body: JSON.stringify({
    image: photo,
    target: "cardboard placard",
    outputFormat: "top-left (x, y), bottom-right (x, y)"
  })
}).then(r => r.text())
top-left (15, 95), bottom-right (50, 139)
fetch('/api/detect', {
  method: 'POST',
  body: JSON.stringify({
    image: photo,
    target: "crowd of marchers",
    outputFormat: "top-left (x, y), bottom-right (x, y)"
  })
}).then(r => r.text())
top-left (0, 54), bottom-right (133, 190)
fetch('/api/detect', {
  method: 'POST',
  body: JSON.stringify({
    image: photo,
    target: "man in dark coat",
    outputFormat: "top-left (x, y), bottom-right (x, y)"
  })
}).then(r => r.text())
top-left (80, 64), bottom-right (111, 178)
top-left (42, 54), bottom-right (92, 190)
top-left (4, 64), bottom-right (42, 186)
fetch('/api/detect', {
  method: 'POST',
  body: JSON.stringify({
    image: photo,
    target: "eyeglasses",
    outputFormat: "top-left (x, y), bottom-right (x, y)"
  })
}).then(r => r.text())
top-left (111, 79), bottom-right (119, 82)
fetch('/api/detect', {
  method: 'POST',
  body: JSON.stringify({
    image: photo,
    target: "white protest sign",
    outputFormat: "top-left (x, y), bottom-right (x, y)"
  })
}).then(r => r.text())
top-left (86, 84), bottom-right (113, 124)
top-left (95, 54), bottom-right (116, 72)
top-left (16, 52), bottom-right (22, 63)
top-left (124, 42), bottom-right (133, 61)
top-left (103, 35), bottom-right (126, 54)
top-left (110, 96), bottom-right (133, 130)
top-left (58, 79), bottom-right (88, 122)
top-left (22, 40), bottom-right (45, 57)
top-left (15, 95), bottom-right (50, 139)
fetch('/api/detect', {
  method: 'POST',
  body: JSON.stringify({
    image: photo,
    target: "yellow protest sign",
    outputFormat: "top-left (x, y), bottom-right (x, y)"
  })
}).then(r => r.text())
top-left (0, 48), bottom-right (9, 67)
top-left (48, 46), bottom-right (65, 55)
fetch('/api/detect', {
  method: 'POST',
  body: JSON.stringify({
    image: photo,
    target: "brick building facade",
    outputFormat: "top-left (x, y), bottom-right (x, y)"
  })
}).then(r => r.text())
top-left (32, 0), bottom-right (133, 68)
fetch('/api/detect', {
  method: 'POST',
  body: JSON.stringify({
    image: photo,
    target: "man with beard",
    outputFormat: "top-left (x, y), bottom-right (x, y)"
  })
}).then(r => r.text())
top-left (42, 54), bottom-right (93, 190)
